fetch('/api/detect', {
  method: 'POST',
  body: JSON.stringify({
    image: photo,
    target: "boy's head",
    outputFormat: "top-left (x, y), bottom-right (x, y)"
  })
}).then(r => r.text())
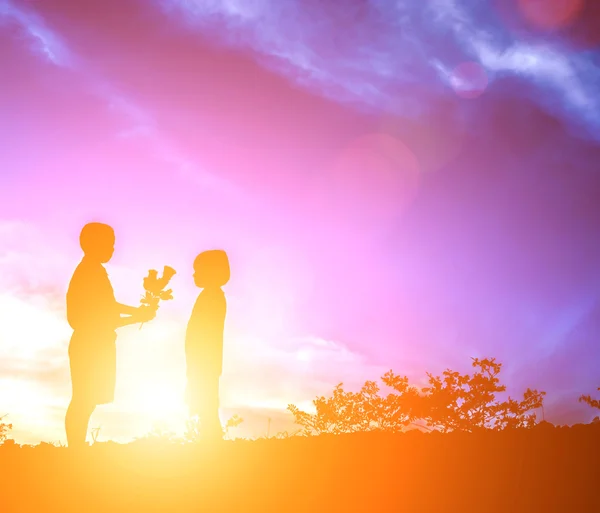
top-left (80, 223), bottom-right (115, 263)
top-left (193, 250), bottom-right (230, 288)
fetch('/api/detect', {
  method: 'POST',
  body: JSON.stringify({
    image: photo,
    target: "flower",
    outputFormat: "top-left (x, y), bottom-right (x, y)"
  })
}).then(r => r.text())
top-left (143, 266), bottom-right (177, 295)
top-left (163, 266), bottom-right (176, 281)
top-left (143, 270), bottom-right (160, 294)
top-left (154, 266), bottom-right (177, 293)
top-left (139, 265), bottom-right (176, 329)
top-left (159, 289), bottom-right (173, 301)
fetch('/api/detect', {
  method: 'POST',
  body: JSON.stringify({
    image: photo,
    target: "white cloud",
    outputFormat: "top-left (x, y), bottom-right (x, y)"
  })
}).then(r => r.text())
top-left (0, 1), bottom-right (237, 196)
top-left (424, 0), bottom-right (600, 134)
top-left (158, 0), bottom-right (600, 137)
top-left (0, 0), bottom-right (74, 67)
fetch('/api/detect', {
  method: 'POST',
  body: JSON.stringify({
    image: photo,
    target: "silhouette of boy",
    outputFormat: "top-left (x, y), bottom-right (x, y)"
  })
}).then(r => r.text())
top-left (185, 249), bottom-right (230, 440)
top-left (65, 222), bottom-right (155, 449)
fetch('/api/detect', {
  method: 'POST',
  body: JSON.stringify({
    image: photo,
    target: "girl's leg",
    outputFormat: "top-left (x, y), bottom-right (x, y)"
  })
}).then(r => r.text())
top-left (201, 377), bottom-right (222, 439)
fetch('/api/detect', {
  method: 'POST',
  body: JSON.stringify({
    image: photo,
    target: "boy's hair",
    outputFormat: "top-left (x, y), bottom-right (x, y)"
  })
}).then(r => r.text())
top-left (80, 222), bottom-right (114, 255)
top-left (194, 249), bottom-right (230, 287)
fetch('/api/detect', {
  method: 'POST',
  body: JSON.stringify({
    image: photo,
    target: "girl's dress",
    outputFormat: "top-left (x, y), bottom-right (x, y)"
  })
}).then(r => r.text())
top-left (185, 287), bottom-right (226, 430)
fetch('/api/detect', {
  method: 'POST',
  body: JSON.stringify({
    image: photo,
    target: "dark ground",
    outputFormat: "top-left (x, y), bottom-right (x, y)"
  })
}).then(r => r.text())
top-left (1, 423), bottom-right (599, 512)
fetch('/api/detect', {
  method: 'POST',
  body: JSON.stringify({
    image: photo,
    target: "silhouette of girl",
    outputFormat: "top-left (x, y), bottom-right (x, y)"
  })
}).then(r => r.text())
top-left (185, 249), bottom-right (229, 440)
top-left (65, 222), bottom-right (155, 449)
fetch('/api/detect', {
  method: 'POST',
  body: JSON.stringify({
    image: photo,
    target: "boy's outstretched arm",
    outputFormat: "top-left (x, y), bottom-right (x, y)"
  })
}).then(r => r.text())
top-left (113, 306), bottom-right (156, 329)
top-left (117, 303), bottom-right (140, 315)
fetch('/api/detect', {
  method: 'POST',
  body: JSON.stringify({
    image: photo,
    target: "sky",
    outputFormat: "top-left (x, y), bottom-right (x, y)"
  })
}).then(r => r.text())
top-left (1, 0), bottom-right (600, 444)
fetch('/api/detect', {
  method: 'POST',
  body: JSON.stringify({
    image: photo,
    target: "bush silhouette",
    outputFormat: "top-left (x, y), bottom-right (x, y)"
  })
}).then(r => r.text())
top-left (0, 414), bottom-right (12, 444)
top-left (186, 413), bottom-right (244, 441)
top-left (420, 357), bottom-right (545, 432)
top-left (579, 387), bottom-right (600, 410)
top-left (132, 414), bottom-right (245, 444)
top-left (288, 357), bottom-right (546, 434)
top-left (579, 387), bottom-right (600, 422)
top-left (288, 372), bottom-right (421, 435)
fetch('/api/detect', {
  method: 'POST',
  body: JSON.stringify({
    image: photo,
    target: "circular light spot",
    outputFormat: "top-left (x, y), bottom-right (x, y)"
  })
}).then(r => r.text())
top-left (376, 101), bottom-right (467, 176)
top-left (323, 133), bottom-right (421, 226)
top-left (451, 62), bottom-right (488, 99)
top-left (518, 0), bottom-right (584, 30)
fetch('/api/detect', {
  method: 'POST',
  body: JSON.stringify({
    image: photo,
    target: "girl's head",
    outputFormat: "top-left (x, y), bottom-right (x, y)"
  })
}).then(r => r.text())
top-left (80, 223), bottom-right (115, 263)
top-left (193, 249), bottom-right (230, 288)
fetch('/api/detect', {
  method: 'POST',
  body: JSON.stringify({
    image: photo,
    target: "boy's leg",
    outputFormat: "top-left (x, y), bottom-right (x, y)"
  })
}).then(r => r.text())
top-left (67, 340), bottom-right (96, 449)
top-left (65, 398), bottom-right (95, 448)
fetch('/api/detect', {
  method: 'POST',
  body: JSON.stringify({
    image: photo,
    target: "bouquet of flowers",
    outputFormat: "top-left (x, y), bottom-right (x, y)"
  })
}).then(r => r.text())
top-left (139, 265), bottom-right (176, 329)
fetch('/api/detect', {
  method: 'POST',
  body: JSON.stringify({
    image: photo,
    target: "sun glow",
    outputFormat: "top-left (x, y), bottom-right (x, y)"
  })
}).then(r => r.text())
top-left (0, 379), bottom-right (49, 413)
top-left (0, 294), bottom-right (70, 355)
top-left (0, 281), bottom-right (354, 444)
top-left (114, 321), bottom-right (189, 427)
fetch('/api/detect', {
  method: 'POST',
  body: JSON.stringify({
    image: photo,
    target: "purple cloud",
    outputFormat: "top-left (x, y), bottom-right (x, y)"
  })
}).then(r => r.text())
top-left (156, 0), bottom-right (600, 139)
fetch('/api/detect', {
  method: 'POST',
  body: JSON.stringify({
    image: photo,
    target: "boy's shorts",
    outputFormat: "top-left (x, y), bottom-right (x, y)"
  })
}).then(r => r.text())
top-left (69, 330), bottom-right (117, 406)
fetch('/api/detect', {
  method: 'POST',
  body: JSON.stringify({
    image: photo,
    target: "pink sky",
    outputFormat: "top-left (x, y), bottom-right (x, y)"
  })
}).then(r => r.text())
top-left (1, 0), bottom-right (599, 443)
top-left (0, 0), bottom-right (427, 442)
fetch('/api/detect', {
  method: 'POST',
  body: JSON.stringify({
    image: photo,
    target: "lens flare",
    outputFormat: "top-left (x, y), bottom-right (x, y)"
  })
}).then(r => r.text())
top-left (451, 62), bottom-right (489, 100)
top-left (320, 133), bottom-right (421, 226)
top-left (518, 0), bottom-right (585, 30)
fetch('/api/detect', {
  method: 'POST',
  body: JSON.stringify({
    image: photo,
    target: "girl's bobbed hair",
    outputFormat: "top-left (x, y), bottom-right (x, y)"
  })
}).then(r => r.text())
top-left (194, 249), bottom-right (230, 287)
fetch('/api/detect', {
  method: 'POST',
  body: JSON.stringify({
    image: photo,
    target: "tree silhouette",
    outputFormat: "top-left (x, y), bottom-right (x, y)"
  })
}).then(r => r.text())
top-left (579, 387), bottom-right (600, 422)
top-left (288, 372), bottom-right (420, 435)
top-left (420, 358), bottom-right (545, 432)
top-left (288, 358), bottom-right (546, 435)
